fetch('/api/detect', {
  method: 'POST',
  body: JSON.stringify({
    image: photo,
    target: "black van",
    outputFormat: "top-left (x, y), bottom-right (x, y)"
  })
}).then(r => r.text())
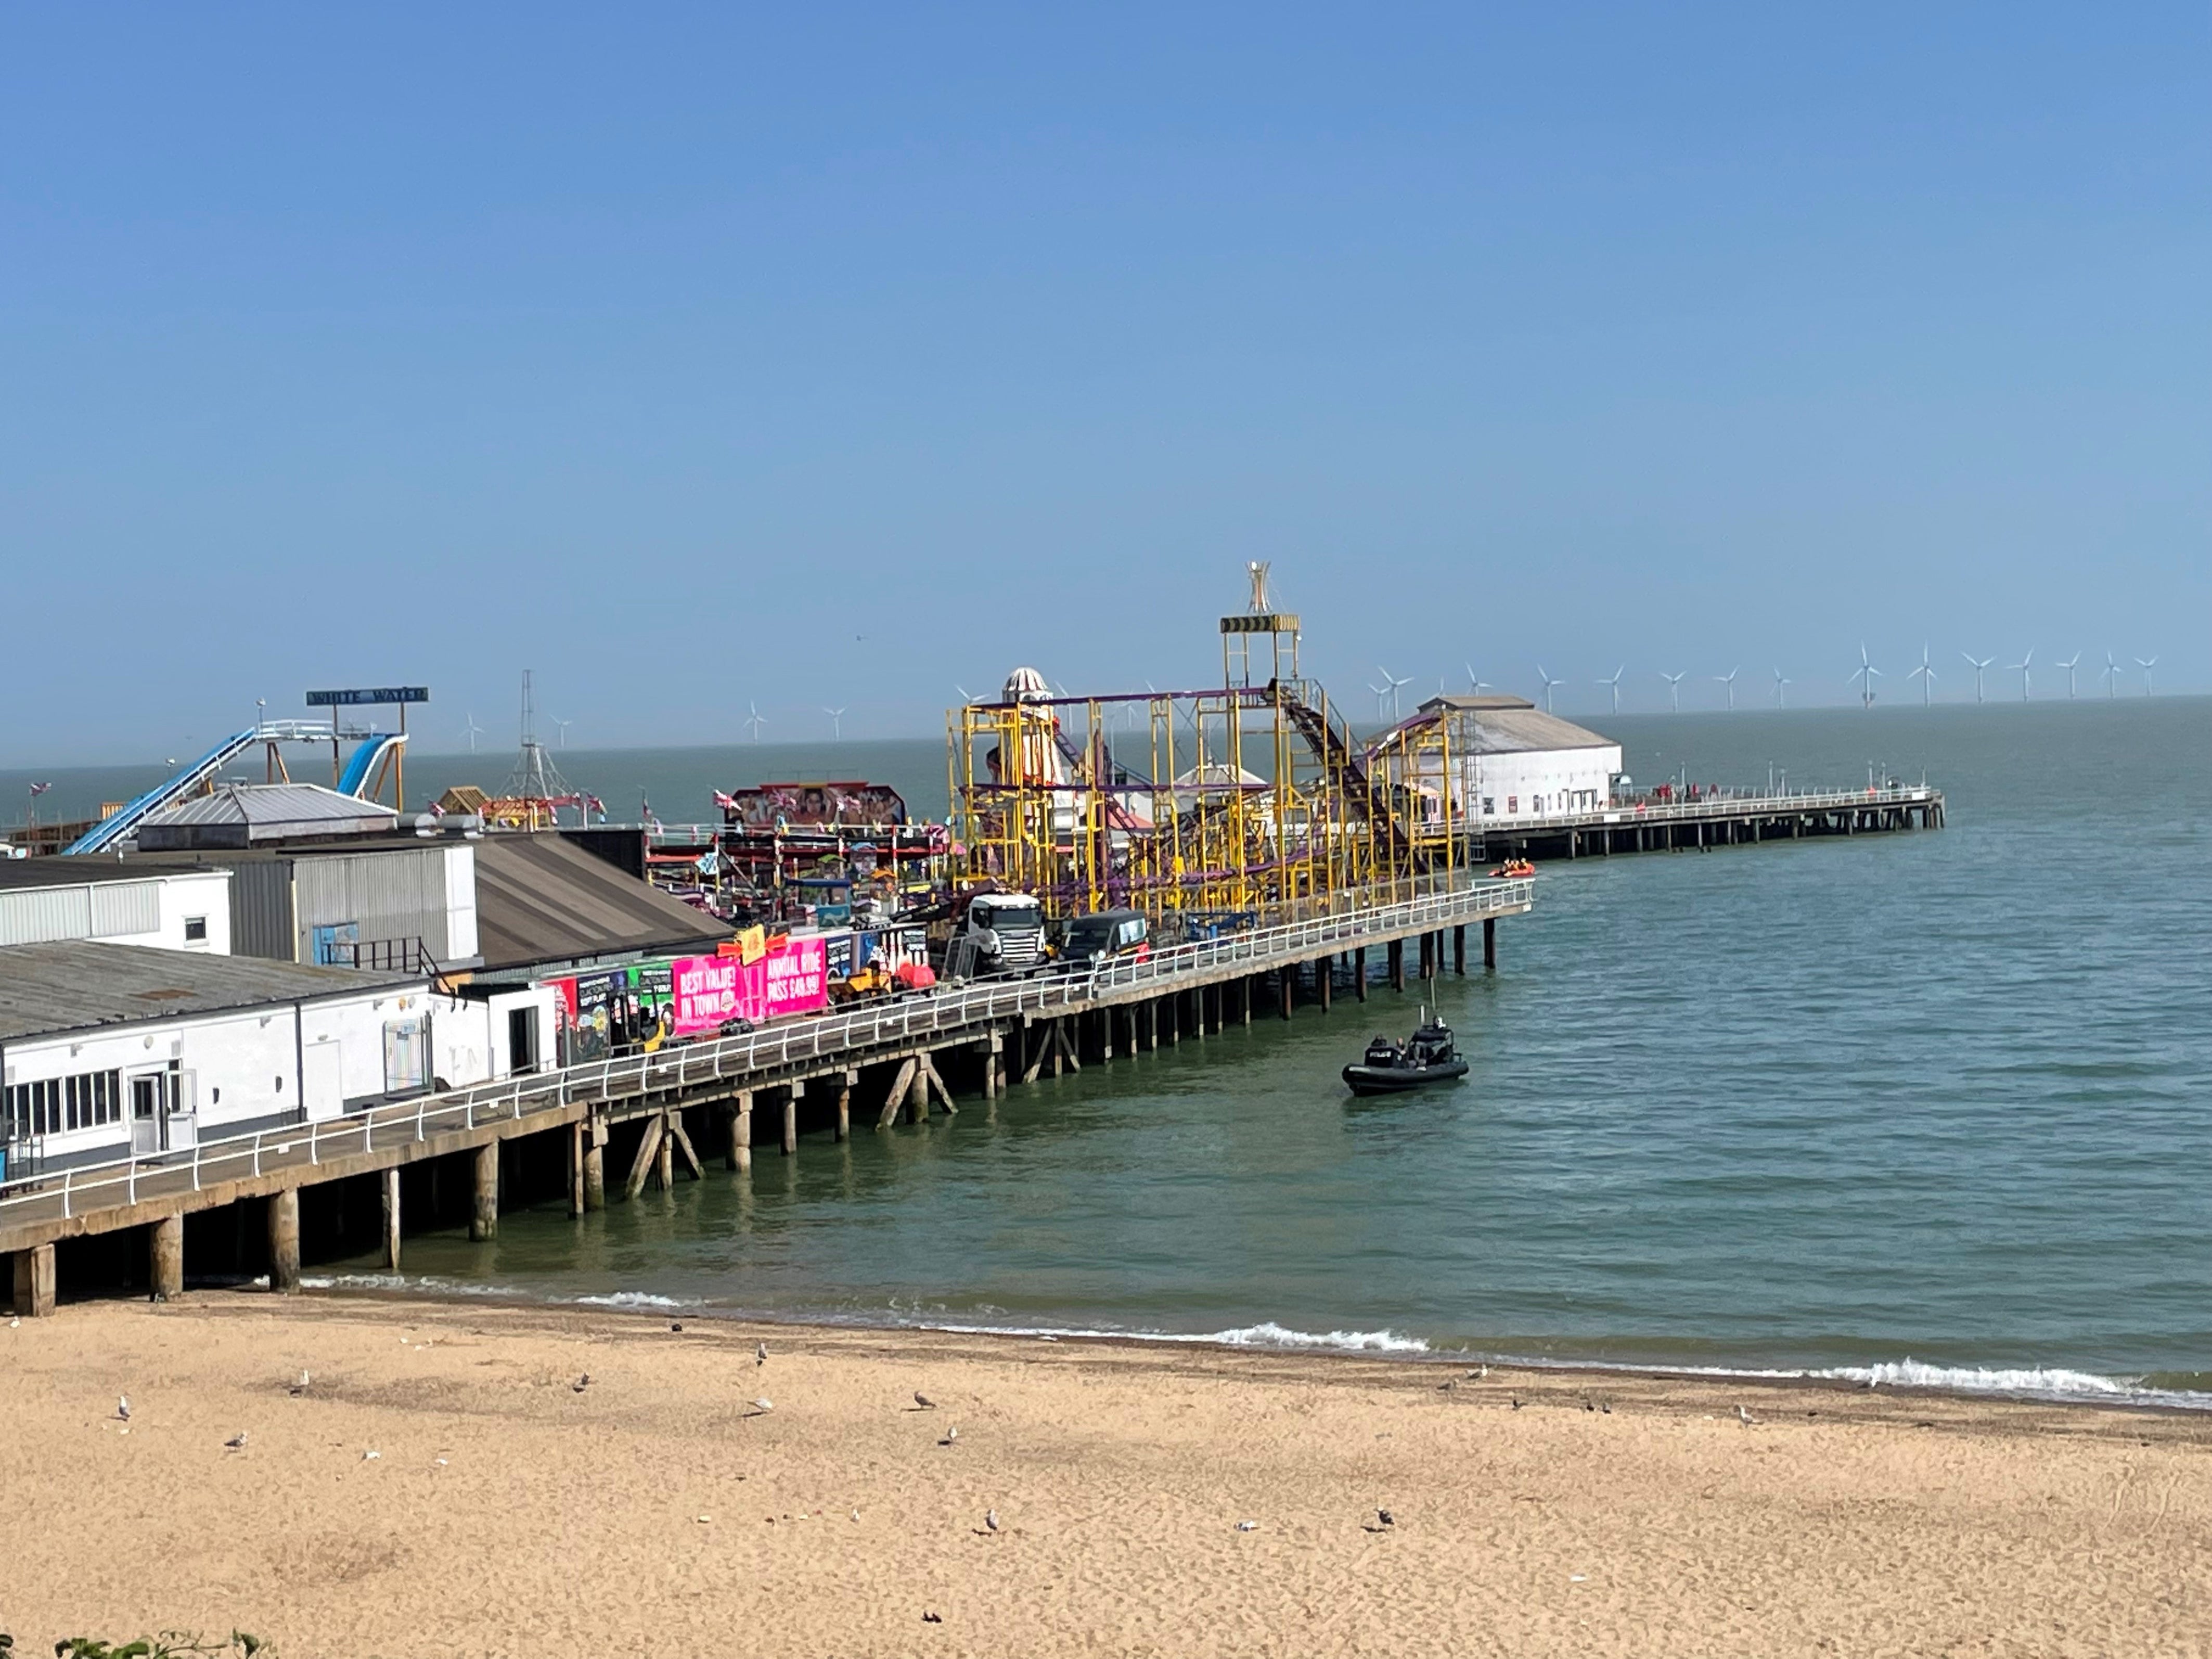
top-left (1056, 907), bottom-right (1151, 970)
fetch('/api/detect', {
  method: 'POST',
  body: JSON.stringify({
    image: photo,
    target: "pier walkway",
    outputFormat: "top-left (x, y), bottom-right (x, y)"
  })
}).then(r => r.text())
top-left (2, 876), bottom-right (1532, 1307)
top-left (1470, 784), bottom-right (1943, 860)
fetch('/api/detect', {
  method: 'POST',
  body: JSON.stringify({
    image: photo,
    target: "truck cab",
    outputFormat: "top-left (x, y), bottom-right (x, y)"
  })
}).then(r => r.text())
top-left (946, 891), bottom-right (1048, 980)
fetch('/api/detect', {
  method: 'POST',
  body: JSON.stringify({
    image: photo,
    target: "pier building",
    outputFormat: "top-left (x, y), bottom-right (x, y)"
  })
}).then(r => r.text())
top-left (0, 861), bottom-right (236, 955)
top-left (1370, 695), bottom-right (1624, 825)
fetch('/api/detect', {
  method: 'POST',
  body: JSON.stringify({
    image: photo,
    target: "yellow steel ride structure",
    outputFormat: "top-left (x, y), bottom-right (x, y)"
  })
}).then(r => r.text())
top-left (947, 567), bottom-right (1457, 927)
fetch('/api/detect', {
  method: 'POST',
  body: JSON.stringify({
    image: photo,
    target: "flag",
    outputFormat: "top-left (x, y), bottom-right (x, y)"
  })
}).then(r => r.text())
top-left (27, 782), bottom-right (52, 796)
top-left (584, 794), bottom-right (605, 815)
top-left (712, 789), bottom-right (737, 809)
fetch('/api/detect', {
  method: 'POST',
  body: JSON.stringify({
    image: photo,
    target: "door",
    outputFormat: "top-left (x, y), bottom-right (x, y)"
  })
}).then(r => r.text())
top-left (302, 1041), bottom-right (343, 1121)
top-left (164, 1064), bottom-right (197, 1150)
top-left (130, 1073), bottom-right (163, 1154)
top-left (507, 1006), bottom-right (538, 1075)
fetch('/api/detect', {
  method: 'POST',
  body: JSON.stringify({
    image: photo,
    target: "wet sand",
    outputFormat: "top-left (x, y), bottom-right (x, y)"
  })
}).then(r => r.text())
top-left (3, 1294), bottom-right (2207, 1657)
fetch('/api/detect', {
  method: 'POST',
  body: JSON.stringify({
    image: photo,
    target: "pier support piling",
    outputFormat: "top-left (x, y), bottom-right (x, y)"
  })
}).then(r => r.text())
top-left (1453, 925), bottom-right (1465, 975)
top-left (1483, 916), bottom-right (1497, 971)
top-left (383, 1166), bottom-right (405, 1263)
top-left (1317, 959), bottom-right (1332, 1012)
top-left (1355, 947), bottom-right (1367, 1002)
top-left (268, 1188), bottom-right (301, 1295)
top-left (735, 1092), bottom-right (754, 1171)
top-left (11, 1243), bottom-right (56, 1317)
top-left (626, 1114), bottom-right (665, 1199)
top-left (1388, 940), bottom-right (1405, 992)
top-left (149, 1214), bottom-right (183, 1301)
top-left (567, 1124), bottom-right (585, 1220)
top-left (782, 1083), bottom-right (802, 1155)
top-left (471, 1142), bottom-right (499, 1240)
top-left (1279, 970), bottom-right (1294, 1021)
top-left (668, 1112), bottom-right (704, 1179)
top-left (584, 1118), bottom-right (607, 1211)
top-left (655, 1114), bottom-right (676, 1191)
top-left (836, 1073), bottom-right (854, 1140)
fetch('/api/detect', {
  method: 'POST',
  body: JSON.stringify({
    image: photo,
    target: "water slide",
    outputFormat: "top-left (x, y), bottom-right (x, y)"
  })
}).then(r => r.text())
top-left (64, 728), bottom-right (264, 855)
top-left (337, 730), bottom-right (407, 798)
top-left (63, 718), bottom-right (339, 856)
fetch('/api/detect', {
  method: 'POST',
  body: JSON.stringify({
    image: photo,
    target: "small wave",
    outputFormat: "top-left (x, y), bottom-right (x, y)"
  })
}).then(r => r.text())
top-left (568, 1291), bottom-right (690, 1309)
top-left (302, 1272), bottom-right (530, 1298)
top-left (1811, 1358), bottom-right (2185, 1404)
top-left (1209, 1322), bottom-right (1431, 1354)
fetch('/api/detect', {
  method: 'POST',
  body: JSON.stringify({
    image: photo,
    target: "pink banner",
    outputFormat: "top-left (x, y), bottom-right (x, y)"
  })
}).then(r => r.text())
top-left (670, 954), bottom-right (744, 1037)
top-left (763, 935), bottom-right (828, 1020)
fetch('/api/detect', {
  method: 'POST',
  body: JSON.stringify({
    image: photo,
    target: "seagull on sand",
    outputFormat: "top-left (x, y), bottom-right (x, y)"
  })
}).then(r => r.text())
top-left (1377, 1509), bottom-right (1395, 1528)
top-left (939, 1426), bottom-right (959, 1446)
top-left (1234, 1520), bottom-right (1259, 1532)
top-left (1736, 1405), bottom-right (1757, 1426)
top-left (756, 1342), bottom-right (768, 1367)
top-left (749, 1398), bottom-right (773, 1416)
top-left (913, 1391), bottom-right (937, 1410)
top-left (984, 1509), bottom-right (1000, 1533)
top-left (223, 1432), bottom-right (248, 1450)
top-left (290, 1370), bottom-right (311, 1395)
top-left (117, 1395), bottom-right (131, 1422)
top-left (572, 1373), bottom-right (591, 1393)
top-left (1510, 1397), bottom-right (1523, 1411)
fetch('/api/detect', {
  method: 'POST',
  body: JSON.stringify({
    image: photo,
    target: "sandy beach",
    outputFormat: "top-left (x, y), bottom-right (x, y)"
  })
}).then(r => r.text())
top-left (2, 1294), bottom-right (2206, 1657)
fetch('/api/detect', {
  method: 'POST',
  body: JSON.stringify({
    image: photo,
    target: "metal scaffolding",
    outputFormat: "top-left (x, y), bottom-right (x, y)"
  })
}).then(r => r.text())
top-left (947, 566), bottom-right (1455, 930)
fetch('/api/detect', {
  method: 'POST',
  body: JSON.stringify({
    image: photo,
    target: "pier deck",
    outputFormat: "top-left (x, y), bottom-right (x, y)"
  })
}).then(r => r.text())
top-left (1470, 784), bottom-right (1944, 860)
top-left (1, 877), bottom-right (1532, 1290)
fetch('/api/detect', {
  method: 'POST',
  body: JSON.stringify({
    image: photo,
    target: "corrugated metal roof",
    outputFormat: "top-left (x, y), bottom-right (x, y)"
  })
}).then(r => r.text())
top-left (0, 941), bottom-right (417, 1044)
top-left (0, 860), bottom-right (222, 892)
top-left (471, 833), bottom-right (729, 972)
top-left (1451, 708), bottom-right (1619, 755)
top-left (138, 783), bottom-right (399, 832)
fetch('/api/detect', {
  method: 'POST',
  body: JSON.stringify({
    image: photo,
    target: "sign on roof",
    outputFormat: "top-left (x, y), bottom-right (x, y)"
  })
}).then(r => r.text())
top-left (305, 687), bottom-right (431, 707)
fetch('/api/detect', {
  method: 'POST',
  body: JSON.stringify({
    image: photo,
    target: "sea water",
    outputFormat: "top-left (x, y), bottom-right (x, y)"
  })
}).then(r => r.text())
top-left (14, 699), bottom-right (2208, 1403)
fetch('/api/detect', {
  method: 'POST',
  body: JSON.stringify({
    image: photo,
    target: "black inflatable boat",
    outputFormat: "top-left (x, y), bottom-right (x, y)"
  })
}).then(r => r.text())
top-left (1341, 1015), bottom-right (1469, 1096)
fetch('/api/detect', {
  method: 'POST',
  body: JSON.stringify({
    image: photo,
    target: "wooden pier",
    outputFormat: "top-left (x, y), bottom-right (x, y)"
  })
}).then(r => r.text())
top-left (1467, 785), bottom-right (1944, 861)
top-left (2, 876), bottom-right (1532, 1314)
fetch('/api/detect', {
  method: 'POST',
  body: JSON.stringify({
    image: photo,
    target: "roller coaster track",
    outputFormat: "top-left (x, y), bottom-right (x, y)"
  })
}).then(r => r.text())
top-left (1272, 683), bottom-right (1421, 863)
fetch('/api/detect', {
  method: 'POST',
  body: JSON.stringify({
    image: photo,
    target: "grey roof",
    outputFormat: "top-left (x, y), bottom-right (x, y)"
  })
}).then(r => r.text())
top-left (1391, 699), bottom-right (1620, 755)
top-left (0, 941), bottom-right (419, 1044)
top-left (470, 832), bottom-right (729, 972)
top-left (136, 783), bottom-right (398, 848)
top-left (1419, 693), bottom-right (1539, 713)
top-left (0, 859), bottom-right (228, 893)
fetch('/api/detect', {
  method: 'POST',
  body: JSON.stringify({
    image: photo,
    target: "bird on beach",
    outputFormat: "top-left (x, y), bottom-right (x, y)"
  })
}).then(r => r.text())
top-left (572, 1374), bottom-right (591, 1393)
top-left (290, 1370), bottom-right (311, 1395)
top-left (984, 1508), bottom-right (1000, 1533)
top-left (1377, 1509), bottom-right (1395, 1528)
top-left (223, 1432), bottom-right (248, 1450)
top-left (1234, 1520), bottom-right (1259, 1532)
top-left (670, 1321), bottom-right (684, 1333)
top-left (1473, 1365), bottom-right (1489, 1381)
top-left (756, 1342), bottom-right (768, 1367)
top-left (117, 1395), bottom-right (131, 1422)
top-left (749, 1398), bottom-right (773, 1416)
top-left (1510, 1398), bottom-right (1523, 1411)
top-left (1736, 1405), bottom-right (1757, 1426)
top-left (939, 1426), bottom-right (959, 1446)
top-left (914, 1391), bottom-right (937, 1410)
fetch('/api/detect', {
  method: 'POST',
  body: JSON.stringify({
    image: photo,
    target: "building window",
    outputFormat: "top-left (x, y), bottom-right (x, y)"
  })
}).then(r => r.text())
top-left (1482, 798), bottom-right (1495, 815)
top-left (5, 1069), bottom-right (122, 1138)
top-left (183, 916), bottom-right (208, 943)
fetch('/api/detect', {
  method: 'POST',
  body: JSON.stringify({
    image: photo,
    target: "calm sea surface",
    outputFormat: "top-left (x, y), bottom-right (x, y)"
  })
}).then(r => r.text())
top-left (8, 701), bottom-right (2208, 1400)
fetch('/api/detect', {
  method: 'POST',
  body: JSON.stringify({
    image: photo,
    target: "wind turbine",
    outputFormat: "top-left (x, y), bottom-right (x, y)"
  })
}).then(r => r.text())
top-left (1961, 652), bottom-right (1994, 703)
top-left (1375, 666), bottom-right (1412, 722)
top-left (1714, 666), bottom-right (1741, 711)
top-left (1597, 666), bottom-right (1625, 714)
top-left (1464, 662), bottom-right (1494, 693)
top-left (1536, 665), bottom-right (1563, 714)
top-left (2056, 652), bottom-right (2081, 698)
top-left (2136, 655), bottom-right (2157, 696)
top-left (1771, 667), bottom-right (1791, 708)
top-left (954, 683), bottom-right (974, 705)
top-left (1660, 671), bottom-right (1686, 711)
top-left (743, 701), bottom-right (767, 743)
top-left (2101, 652), bottom-right (2119, 697)
top-left (1908, 645), bottom-right (1936, 706)
top-left (552, 717), bottom-right (573, 749)
top-left (2010, 647), bottom-right (2034, 701)
top-left (823, 706), bottom-right (847, 740)
top-left (463, 713), bottom-right (485, 754)
top-left (1851, 646), bottom-right (1882, 709)
top-left (1367, 676), bottom-right (1394, 725)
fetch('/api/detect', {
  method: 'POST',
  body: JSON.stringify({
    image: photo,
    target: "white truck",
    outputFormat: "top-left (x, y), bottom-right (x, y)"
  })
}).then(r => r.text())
top-left (945, 891), bottom-right (1049, 980)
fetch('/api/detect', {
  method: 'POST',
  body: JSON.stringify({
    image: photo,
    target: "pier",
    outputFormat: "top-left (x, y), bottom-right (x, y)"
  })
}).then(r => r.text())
top-left (1465, 785), bottom-right (1944, 861)
top-left (2, 875), bottom-right (1530, 1313)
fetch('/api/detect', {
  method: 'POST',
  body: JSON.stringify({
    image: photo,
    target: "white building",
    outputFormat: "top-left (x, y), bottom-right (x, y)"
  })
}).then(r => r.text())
top-left (0, 941), bottom-right (555, 1175)
top-left (1380, 695), bottom-right (1625, 825)
top-left (0, 863), bottom-right (235, 954)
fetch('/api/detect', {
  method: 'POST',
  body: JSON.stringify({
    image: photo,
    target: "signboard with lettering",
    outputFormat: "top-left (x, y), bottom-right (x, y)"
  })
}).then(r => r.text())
top-left (305, 687), bottom-right (431, 708)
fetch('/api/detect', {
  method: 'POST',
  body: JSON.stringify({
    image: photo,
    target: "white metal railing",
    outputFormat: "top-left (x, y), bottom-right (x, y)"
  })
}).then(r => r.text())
top-left (1471, 785), bottom-right (1937, 832)
top-left (0, 876), bottom-right (1534, 1231)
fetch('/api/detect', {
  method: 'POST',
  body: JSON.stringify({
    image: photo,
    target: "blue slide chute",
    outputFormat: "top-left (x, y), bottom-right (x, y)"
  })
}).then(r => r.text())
top-left (337, 731), bottom-right (408, 798)
top-left (63, 728), bottom-right (262, 855)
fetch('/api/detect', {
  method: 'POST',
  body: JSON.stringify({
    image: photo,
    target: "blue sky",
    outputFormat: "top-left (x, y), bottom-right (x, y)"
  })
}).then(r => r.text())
top-left (3, 3), bottom-right (2204, 760)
